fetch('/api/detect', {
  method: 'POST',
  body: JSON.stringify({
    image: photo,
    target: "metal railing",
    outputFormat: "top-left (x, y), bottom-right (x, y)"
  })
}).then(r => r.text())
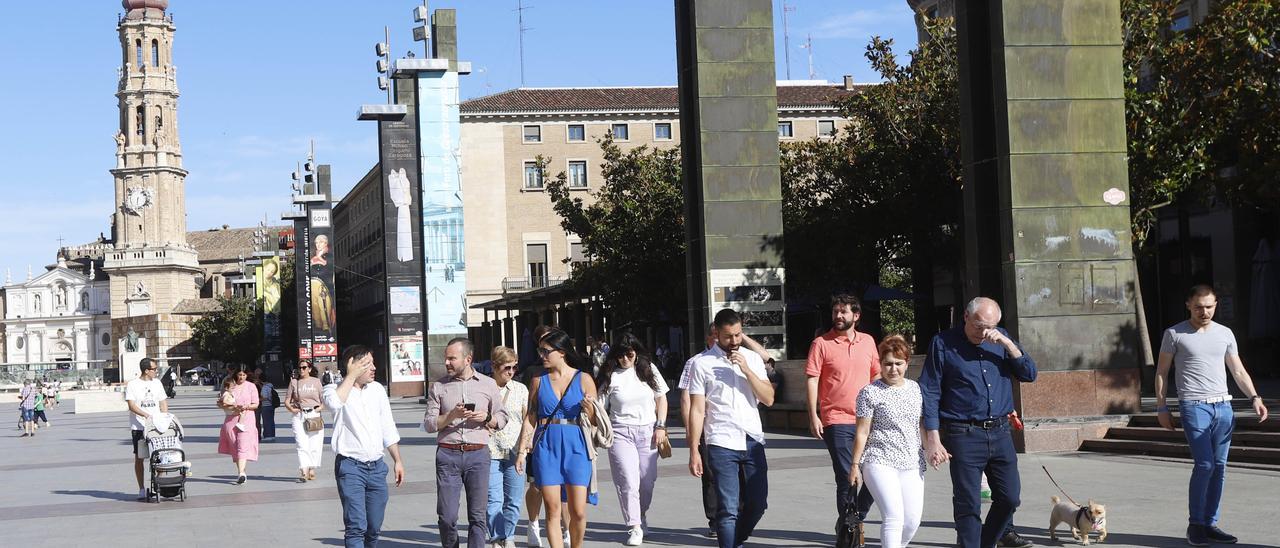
top-left (501, 276), bottom-right (567, 292)
top-left (0, 362), bottom-right (109, 389)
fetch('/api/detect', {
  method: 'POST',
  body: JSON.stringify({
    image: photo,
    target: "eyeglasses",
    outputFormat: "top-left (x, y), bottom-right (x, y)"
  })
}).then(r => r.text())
top-left (299, 365), bottom-right (311, 369)
top-left (145, 368), bottom-right (158, 372)
top-left (496, 364), bottom-right (517, 372)
top-left (537, 347), bottom-right (555, 357)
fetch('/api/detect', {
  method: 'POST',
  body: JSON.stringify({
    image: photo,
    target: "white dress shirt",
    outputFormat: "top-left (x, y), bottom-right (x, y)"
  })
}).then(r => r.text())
top-left (686, 343), bottom-right (768, 450)
top-left (323, 381), bottom-right (401, 462)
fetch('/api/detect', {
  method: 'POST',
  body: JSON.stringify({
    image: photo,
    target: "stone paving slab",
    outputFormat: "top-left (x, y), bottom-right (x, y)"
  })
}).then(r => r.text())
top-left (3, 389), bottom-right (1279, 547)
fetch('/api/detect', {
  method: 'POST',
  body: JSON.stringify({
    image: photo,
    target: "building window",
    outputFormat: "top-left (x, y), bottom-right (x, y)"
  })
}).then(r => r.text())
top-left (568, 160), bottom-right (588, 188)
top-left (523, 161), bottom-right (544, 190)
top-left (778, 121), bottom-right (794, 138)
top-left (15, 336), bottom-right (23, 350)
top-left (151, 39), bottom-right (160, 66)
top-left (136, 39), bottom-right (143, 66)
top-left (527, 244), bottom-right (548, 288)
top-left (818, 120), bottom-right (837, 137)
top-left (101, 332), bottom-right (110, 346)
top-left (523, 125), bottom-right (542, 143)
top-left (567, 124), bottom-right (586, 142)
top-left (654, 122), bottom-right (672, 140)
top-left (611, 123), bottom-right (629, 141)
top-left (569, 242), bottom-right (588, 274)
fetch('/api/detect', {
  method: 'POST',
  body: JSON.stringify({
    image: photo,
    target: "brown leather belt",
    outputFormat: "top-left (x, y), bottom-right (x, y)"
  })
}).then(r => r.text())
top-left (439, 442), bottom-right (488, 452)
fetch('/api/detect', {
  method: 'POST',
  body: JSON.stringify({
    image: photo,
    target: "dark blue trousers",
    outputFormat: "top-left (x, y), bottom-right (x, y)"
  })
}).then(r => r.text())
top-left (823, 423), bottom-right (876, 519)
top-left (707, 437), bottom-right (769, 548)
top-left (941, 422), bottom-right (1021, 548)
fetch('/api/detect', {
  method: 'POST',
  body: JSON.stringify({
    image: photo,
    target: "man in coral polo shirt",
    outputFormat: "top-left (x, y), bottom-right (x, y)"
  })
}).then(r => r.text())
top-left (806, 293), bottom-right (880, 532)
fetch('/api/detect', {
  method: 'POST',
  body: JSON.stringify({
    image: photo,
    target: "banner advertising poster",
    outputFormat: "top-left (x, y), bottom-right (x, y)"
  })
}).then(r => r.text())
top-left (308, 205), bottom-right (338, 365)
top-left (260, 255), bottom-right (282, 354)
top-left (418, 70), bottom-right (468, 335)
top-left (294, 219), bottom-right (313, 361)
top-left (379, 88), bottom-right (427, 341)
top-left (390, 335), bottom-right (425, 382)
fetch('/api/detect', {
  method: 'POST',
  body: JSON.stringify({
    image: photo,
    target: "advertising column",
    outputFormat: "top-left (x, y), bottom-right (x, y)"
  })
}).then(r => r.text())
top-left (418, 53), bottom-right (468, 380)
top-left (293, 217), bottom-right (313, 363)
top-left (382, 78), bottom-right (428, 396)
top-left (305, 205), bottom-right (338, 372)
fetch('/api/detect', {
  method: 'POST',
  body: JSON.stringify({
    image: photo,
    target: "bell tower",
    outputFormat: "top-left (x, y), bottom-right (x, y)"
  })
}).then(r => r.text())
top-left (104, 0), bottom-right (200, 324)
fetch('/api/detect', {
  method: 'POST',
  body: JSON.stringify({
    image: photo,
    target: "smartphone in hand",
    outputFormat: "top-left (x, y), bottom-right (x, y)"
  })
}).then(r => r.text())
top-left (463, 403), bottom-right (476, 412)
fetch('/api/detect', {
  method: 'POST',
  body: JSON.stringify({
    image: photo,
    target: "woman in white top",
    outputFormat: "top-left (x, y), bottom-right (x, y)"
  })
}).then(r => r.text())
top-left (597, 334), bottom-right (670, 546)
top-left (850, 335), bottom-right (926, 548)
top-left (487, 346), bottom-right (530, 548)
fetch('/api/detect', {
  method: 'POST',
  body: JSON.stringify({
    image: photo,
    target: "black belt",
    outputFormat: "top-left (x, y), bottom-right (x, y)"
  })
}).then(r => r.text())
top-left (943, 417), bottom-right (1007, 430)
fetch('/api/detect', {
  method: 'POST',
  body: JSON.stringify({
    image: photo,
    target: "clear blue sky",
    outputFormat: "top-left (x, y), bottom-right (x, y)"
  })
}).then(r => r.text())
top-left (0, 1), bottom-right (918, 279)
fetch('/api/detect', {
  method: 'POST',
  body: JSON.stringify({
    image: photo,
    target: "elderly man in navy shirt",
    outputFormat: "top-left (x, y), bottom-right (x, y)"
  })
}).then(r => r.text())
top-left (920, 297), bottom-right (1037, 548)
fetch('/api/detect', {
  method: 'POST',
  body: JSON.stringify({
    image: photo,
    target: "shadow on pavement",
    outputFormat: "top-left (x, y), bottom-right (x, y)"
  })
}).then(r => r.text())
top-left (50, 490), bottom-right (136, 502)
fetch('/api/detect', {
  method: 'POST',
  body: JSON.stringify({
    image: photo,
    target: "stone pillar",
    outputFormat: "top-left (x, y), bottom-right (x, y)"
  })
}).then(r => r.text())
top-left (675, 0), bottom-right (787, 358)
top-left (957, 0), bottom-right (1140, 451)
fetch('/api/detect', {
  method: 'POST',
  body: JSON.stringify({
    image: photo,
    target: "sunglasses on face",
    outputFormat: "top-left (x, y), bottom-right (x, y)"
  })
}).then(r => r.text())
top-left (299, 365), bottom-right (311, 369)
top-left (496, 364), bottom-right (517, 372)
top-left (537, 347), bottom-right (554, 357)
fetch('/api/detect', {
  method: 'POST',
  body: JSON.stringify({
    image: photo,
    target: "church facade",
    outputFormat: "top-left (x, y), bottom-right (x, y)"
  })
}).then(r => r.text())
top-left (1, 260), bottom-right (112, 366)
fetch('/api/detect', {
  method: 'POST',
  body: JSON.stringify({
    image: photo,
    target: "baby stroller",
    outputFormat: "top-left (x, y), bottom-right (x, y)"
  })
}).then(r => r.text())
top-left (143, 413), bottom-right (191, 502)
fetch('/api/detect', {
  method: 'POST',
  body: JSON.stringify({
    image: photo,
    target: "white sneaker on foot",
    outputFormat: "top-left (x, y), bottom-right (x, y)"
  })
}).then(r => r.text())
top-left (625, 526), bottom-right (643, 546)
top-left (527, 521), bottom-right (543, 548)
top-left (505, 539), bottom-right (516, 548)
top-left (562, 531), bottom-right (571, 548)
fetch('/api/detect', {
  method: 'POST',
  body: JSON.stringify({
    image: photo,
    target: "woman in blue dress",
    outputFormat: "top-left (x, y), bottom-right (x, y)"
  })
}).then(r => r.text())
top-left (517, 329), bottom-right (597, 548)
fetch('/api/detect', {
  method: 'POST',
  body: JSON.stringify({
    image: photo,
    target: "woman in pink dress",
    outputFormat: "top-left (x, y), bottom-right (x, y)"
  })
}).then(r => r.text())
top-left (217, 369), bottom-right (260, 484)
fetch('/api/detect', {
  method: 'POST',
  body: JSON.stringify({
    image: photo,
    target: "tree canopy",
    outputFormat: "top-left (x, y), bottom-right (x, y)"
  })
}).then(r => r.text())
top-left (189, 296), bottom-right (262, 367)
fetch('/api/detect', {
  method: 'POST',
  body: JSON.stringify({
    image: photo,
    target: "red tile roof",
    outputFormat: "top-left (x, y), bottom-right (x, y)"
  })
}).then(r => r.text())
top-left (461, 83), bottom-right (866, 114)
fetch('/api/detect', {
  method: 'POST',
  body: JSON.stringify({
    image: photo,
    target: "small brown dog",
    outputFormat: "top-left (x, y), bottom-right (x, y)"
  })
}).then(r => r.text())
top-left (1048, 495), bottom-right (1108, 545)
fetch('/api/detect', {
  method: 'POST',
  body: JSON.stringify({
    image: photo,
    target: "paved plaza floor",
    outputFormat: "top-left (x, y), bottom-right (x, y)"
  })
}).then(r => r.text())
top-left (4, 387), bottom-right (1278, 547)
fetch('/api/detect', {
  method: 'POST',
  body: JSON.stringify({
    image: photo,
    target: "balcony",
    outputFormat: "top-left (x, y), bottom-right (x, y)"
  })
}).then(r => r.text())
top-left (501, 276), bottom-right (567, 293)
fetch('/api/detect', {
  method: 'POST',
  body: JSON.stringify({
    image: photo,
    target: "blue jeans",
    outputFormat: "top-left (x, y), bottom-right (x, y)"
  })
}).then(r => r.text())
top-left (707, 438), bottom-right (769, 548)
top-left (488, 456), bottom-right (525, 542)
top-left (823, 423), bottom-right (876, 519)
top-left (941, 422), bottom-right (1021, 548)
top-left (1180, 401), bottom-right (1234, 526)
top-left (335, 455), bottom-right (390, 548)
top-left (260, 404), bottom-right (276, 438)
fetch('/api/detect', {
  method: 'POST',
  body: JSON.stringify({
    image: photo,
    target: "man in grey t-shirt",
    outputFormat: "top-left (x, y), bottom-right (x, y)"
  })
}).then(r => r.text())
top-left (1155, 284), bottom-right (1269, 547)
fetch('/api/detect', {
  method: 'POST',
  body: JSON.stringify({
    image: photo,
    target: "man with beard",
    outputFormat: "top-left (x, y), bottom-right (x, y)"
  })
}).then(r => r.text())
top-left (687, 308), bottom-right (775, 548)
top-left (806, 293), bottom-right (880, 532)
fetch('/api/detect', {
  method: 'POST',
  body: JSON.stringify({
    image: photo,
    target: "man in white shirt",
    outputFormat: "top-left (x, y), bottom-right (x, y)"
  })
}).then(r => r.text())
top-left (125, 358), bottom-right (168, 500)
top-left (323, 345), bottom-right (405, 548)
top-left (687, 309), bottom-right (775, 548)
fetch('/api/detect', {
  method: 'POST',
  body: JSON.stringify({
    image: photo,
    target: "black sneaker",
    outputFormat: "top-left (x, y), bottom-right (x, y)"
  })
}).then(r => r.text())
top-left (999, 531), bottom-right (1034, 548)
top-left (235, 475), bottom-right (246, 485)
top-left (1187, 525), bottom-right (1209, 547)
top-left (1205, 526), bottom-right (1238, 544)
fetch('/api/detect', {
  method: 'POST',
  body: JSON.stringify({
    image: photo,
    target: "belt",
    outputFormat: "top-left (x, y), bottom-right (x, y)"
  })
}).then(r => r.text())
top-left (538, 418), bottom-right (575, 426)
top-left (439, 442), bottom-right (488, 452)
top-left (943, 417), bottom-right (1008, 430)
top-left (1181, 395), bottom-right (1232, 405)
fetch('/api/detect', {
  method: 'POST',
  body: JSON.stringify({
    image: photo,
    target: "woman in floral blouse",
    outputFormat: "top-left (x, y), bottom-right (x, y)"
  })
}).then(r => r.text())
top-left (487, 346), bottom-right (529, 548)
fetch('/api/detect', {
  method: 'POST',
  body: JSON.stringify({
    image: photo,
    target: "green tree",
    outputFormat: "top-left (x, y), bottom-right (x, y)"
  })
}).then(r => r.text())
top-left (1123, 0), bottom-right (1280, 245)
top-left (189, 296), bottom-right (262, 367)
top-left (781, 17), bottom-right (961, 339)
top-left (544, 136), bottom-right (686, 327)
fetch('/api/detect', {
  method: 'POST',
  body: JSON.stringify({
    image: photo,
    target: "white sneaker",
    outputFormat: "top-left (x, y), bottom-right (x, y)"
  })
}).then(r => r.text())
top-left (505, 539), bottom-right (516, 548)
top-left (527, 521), bottom-right (543, 548)
top-left (625, 526), bottom-right (643, 546)
top-left (563, 531), bottom-right (571, 548)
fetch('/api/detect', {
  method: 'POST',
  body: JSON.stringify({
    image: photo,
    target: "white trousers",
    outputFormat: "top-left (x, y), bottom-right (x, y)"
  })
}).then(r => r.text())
top-left (862, 461), bottom-right (924, 548)
top-left (290, 412), bottom-right (325, 470)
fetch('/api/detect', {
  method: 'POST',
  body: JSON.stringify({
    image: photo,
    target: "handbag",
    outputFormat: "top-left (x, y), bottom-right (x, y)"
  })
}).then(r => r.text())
top-left (656, 435), bottom-right (672, 459)
top-left (302, 408), bottom-right (323, 432)
top-left (835, 494), bottom-right (867, 548)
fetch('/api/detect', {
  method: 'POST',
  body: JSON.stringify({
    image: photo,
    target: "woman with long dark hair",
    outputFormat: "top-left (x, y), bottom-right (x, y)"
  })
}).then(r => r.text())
top-left (284, 360), bottom-right (325, 482)
top-left (516, 329), bottom-right (597, 548)
top-left (597, 334), bottom-right (669, 546)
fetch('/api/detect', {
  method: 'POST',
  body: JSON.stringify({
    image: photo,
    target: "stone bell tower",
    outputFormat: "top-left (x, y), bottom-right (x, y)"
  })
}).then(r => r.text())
top-left (104, 0), bottom-right (201, 360)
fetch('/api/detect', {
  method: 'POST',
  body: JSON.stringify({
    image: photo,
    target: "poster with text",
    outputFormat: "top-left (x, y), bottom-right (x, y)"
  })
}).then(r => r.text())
top-left (389, 335), bottom-right (425, 383)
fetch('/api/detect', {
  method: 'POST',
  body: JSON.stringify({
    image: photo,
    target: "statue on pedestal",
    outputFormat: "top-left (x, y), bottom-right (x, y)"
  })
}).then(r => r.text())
top-left (122, 328), bottom-right (140, 353)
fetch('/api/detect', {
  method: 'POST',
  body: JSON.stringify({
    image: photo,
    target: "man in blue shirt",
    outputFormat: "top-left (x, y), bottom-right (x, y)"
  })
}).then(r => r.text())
top-left (920, 297), bottom-right (1037, 548)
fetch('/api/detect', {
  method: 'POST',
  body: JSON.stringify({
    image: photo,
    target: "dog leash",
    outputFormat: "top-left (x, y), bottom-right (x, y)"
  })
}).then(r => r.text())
top-left (1041, 465), bottom-right (1081, 507)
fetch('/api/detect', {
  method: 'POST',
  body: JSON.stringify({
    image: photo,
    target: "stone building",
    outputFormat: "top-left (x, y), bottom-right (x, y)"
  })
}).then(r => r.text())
top-left (102, 0), bottom-right (203, 363)
top-left (1, 258), bottom-right (112, 366)
top-left (458, 81), bottom-right (860, 328)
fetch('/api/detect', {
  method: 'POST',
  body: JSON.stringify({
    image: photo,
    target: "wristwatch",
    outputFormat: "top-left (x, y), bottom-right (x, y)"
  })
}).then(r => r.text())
top-left (1251, 395), bottom-right (1263, 402)
top-left (654, 419), bottom-right (666, 430)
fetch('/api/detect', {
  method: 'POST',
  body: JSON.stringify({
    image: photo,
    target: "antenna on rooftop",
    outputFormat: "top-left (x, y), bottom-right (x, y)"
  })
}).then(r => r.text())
top-left (799, 33), bottom-right (816, 79)
top-left (516, 0), bottom-right (533, 87)
top-left (782, 0), bottom-right (795, 80)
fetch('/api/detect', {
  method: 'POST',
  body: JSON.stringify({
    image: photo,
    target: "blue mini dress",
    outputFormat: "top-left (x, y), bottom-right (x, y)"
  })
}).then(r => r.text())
top-left (531, 372), bottom-right (593, 489)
